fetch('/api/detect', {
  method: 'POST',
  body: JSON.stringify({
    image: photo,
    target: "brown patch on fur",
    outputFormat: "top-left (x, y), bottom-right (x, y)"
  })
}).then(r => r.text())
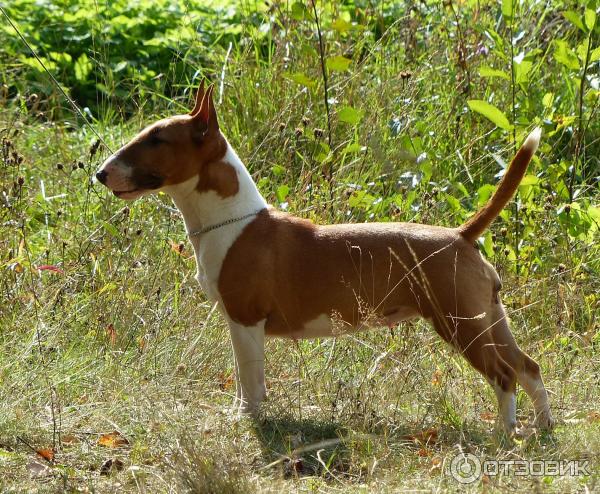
top-left (197, 159), bottom-right (239, 198)
top-left (219, 209), bottom-right (493, 334)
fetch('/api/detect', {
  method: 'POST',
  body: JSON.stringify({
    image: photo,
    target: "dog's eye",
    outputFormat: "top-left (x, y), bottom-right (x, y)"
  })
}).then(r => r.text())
top-left (149, 134), bottom-right (164, 146)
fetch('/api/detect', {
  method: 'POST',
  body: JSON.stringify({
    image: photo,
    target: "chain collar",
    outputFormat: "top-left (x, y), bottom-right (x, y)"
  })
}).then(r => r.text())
top-left (187, 207), bottom-right (266, 238)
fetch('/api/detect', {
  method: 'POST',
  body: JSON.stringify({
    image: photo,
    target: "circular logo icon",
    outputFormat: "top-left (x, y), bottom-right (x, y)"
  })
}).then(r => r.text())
top-left (449, 452), bottom-right (481, 484)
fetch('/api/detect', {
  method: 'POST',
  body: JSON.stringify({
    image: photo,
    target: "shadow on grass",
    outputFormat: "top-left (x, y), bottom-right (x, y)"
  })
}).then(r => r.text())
top-left (250, 411), bottom-right (508, 480)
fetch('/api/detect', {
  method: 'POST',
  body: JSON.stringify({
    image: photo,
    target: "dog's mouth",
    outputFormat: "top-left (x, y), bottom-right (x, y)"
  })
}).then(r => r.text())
top-left (112, 189), bottom-right (147, 200)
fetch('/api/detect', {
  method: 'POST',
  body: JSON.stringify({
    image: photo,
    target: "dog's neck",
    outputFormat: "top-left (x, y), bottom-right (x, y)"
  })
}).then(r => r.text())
top-left (163, 140), bottom-right (267, 251)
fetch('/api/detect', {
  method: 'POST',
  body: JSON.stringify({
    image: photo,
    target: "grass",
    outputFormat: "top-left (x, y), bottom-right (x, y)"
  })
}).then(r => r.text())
top-left (1, 0), bottom-right (599, 492)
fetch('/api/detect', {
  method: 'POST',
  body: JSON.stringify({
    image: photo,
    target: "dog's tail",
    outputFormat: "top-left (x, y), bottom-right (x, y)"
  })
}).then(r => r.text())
top-left (458, 128), bottom-right (541, 243)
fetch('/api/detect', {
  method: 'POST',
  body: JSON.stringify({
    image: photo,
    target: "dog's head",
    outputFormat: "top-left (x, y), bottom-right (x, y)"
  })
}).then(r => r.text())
top-left (96, 83), bottom-right (227, 200)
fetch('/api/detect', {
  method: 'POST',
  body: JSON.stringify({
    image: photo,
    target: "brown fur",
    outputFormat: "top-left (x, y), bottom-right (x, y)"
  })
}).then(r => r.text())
top-left (459, 140), bottom-right (537, 242)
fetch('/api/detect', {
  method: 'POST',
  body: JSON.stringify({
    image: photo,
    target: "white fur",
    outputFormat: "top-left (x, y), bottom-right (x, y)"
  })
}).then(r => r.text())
top-left (163, 141), bottom-right (267, 301)
top-left (296, 313), bottom-right (333, 338)
top-left (161, 141), bottom-right (268, 415)
top-left (518, 371), bottom-right (554, 427)
top-left (494, 384), bottom-right (517, 433)
top-left (523, 127), bottom-right (541, 154)
top-left (293, 307), bottom-right (419, 339)
top-left (228, 319), bottom-right (266, 414)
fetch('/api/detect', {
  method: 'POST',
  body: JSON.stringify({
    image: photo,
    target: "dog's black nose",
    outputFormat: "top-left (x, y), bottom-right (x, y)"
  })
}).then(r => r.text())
top-left (96, 170), bottom-right (108, 184)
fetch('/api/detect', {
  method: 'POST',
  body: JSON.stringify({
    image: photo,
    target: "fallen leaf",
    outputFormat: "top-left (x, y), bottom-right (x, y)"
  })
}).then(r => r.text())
top-left (37, 264), bottom-right (64, 274)
top-left (36, 448), bottom-right (54, 462)
top-left (587, 411), bottom-right (600, 423)
top-left (138, 334), bottom-right (148, 351)
top-left (480, 411), bottom-right (496, 423)
top-left (61, 435), bottom-right (79, 445)
top-left (170, 241), bottom-right (185, 255)
top-left (431, 369), bottom-right (443, 386)
top-left (417, 447), bottom-right (432, 457)
top-left (404, 428), bottom-right (438, 445)
top-left (98, 431), bottom-right (129, 448)
top-left (430, 456), bottom-right (442, 471)
top-left (218, 372), bottom-right (235, 391)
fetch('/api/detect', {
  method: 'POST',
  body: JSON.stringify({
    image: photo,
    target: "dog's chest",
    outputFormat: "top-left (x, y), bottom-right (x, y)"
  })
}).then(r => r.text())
top-left (192, 218), bottom-right (255, 304)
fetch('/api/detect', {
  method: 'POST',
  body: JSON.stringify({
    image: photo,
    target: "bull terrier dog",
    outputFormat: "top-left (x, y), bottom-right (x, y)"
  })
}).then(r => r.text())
top-left (96, 83), bottom-right (554, 434)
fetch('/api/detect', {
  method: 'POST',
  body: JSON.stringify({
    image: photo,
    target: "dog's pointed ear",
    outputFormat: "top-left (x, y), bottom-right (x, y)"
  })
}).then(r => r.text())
top-left (191, 84), bottom-right (218, 136)
top-left (190, 80), bottom-right (206, 116)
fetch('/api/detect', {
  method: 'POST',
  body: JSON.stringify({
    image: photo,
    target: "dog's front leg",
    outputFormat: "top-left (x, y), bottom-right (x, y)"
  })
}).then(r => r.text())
top-left (228, 320), bottom-right (266, 415)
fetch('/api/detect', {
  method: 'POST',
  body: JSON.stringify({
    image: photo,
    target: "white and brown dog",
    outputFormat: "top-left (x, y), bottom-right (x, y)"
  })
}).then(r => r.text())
top-left (96, 83), bottom-right (554, 434)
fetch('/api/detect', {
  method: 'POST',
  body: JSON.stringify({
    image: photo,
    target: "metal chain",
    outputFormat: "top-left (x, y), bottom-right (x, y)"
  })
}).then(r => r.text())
top-left (187, 208), bottom-right (265, 238)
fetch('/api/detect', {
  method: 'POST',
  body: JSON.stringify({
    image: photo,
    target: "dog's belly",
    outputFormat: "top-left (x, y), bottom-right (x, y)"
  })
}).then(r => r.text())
top-left (270, 306), bottom-right (419, 339)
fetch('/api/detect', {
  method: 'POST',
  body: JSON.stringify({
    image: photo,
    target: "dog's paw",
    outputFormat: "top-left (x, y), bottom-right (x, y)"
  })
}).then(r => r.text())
top-left (534, 409), bottom-right (555, 430)
top-left (229, 399), bottom-right (262, 419)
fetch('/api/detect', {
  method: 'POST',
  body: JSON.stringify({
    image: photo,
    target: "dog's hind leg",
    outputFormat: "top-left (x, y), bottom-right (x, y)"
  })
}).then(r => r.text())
top-left (487, 304), bottom-right (554, 429)
top-left (431, 314), bottom-right (519, 434)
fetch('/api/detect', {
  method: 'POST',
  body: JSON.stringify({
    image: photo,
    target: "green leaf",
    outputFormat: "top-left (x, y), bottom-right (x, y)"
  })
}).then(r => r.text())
top-left (74, 53), bottom-right (92, 82)
top-left (49, 52), bottom-right (72, 64)
top-left (587, 205), bottom-right (600, 225)
top-left (467, 100), bottom-right (513, 130)
top-left (519, 175), bottom-right (539, 186)
top-left (103, 221), bottom-right (119, 238)
top-left (332, 17), bottom-right (352, 32)
top-left (562, 11), bottom-right (585, 32)
top-left (113, 61), bottom-right (128, 72)
top-left (291, 2), bottom-right (310, 21)
top-left (342, 141), bottom-right (362, 154)
top-left (554, 40), bottom-right (580, 70)
top-left (514, 58), bottom-right (532, 84)
top-left (349, 190), bottom-right (375, 209)
top-left (283, 72), bottom-right (316, 88)
top-left (590, 46), bottom-right (600, 63)
top-left (542, 92), bottom-right (555, 108)
top-left (271, 165), bottom-right (285, 177)
top-left (476, 184), bottom-right (496, 207)
top-left (445, 194), bottom-right (461, 211)
top-left (326, 55), bottom-right (352, 72)
top-left (584, 8), bottom-right (596, 31)
top-left (577, 39), bottom-right (594, 63)
top-left (276, 184), bottom-right (289, 203)
top-left (479, 66), bottom-right (510, 80)
top-left (502, 0), bottom-right (514, 20)
top-left (482, 232), bottom-right (494, 257)
top-left (337, 106), bottom-right (364, 125)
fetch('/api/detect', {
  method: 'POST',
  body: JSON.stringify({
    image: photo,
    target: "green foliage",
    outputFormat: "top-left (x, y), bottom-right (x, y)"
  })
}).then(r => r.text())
top-left (1, 0), bottom-right (252, 116)
top-left (467, 100), bottom-right (513, 130)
